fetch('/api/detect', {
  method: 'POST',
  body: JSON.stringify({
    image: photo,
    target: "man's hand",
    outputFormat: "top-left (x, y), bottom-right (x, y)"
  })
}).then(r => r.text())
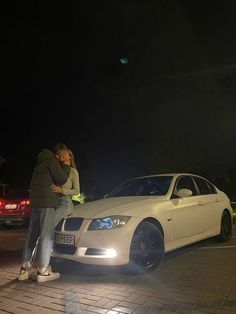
top-left (51, 184), bottom-right (63, 193)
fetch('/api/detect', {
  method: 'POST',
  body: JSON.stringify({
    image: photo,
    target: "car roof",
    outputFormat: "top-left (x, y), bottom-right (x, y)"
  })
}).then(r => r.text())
top-left (133, 173), bottom-right (202, 179)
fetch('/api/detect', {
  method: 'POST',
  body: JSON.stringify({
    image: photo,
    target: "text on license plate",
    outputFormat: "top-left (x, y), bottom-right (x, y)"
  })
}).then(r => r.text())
top-left (55, 233), bottom-right (75, 245)
top-left (5, 204), bottom-right (17, 209)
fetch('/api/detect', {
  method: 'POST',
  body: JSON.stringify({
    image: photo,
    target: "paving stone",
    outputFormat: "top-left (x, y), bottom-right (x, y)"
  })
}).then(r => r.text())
top-left (107, 294), bottom-right (127, 301)
top-left (117, 301), bottom-right (140, 310)
top-left (111, 306), bottom-right (135, 314)
top-left (132, 302), bottom-right (166, 313)
top-left (1, 228), bottom-right (236, 313)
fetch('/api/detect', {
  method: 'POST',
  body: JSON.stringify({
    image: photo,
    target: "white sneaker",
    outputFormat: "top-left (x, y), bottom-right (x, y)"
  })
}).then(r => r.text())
top-left (17, 266), bottom-right (37, 281)
top-left (36, 269), bottom-right (60, 283)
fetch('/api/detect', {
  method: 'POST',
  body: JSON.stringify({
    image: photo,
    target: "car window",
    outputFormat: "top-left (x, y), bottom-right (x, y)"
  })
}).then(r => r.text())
top-left (175, 176), bottom-right (198, 196)
top-left (193, 177), bottom-right (216, 195)
top-left (107, 176), bottom-right (173, 197)
top-left (207, 181), bottom-right (217, 194)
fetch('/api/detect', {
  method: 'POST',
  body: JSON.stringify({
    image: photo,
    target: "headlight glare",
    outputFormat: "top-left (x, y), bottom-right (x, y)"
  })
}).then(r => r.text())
top-left (88, 216), bottom-right (130, 230)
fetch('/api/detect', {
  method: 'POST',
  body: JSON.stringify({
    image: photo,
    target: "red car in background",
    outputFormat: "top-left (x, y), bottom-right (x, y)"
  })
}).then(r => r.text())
top-left (0, 188), bottom-right (31, 226)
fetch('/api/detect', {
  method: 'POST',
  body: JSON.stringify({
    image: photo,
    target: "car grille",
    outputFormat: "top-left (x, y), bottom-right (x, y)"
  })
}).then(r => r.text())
top-left (64, 217), bottom-right (84, 231)
top-left (53, 244), bottom-right (77, 255)
top-left (55, 217), bottom-right (84, 232)
top-left (55, 219), bottom-right (64, 231)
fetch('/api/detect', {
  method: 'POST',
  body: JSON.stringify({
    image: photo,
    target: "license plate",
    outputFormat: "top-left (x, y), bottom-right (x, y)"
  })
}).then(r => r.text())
top-left (54, 233), bottom-right (75, 246)
top-left (5, 204), bottom-right (17, 209)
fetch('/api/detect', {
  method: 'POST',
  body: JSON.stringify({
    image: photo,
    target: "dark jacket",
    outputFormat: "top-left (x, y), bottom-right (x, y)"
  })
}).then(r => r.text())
top-left (29, 149), bottom-right (70, 208)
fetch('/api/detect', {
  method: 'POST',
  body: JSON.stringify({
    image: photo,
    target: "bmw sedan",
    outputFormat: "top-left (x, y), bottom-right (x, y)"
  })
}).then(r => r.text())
top-left (52, 173), bottom-right (233, 271)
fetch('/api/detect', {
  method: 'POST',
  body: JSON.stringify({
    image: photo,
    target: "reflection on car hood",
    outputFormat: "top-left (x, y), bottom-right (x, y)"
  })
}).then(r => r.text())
top-left (72, 196), bottom-right (167, 219)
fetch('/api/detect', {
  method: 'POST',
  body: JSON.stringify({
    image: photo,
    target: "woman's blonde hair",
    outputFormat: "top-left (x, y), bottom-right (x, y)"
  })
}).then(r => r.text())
top-left (52, 143), bottom-right (68, 158)
top-left (67, 149), bottom-right (77, 169)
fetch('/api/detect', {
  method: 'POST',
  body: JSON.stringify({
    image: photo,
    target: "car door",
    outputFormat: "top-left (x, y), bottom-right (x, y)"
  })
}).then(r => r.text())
top-left (171, 175), bottom-right (204, 239)
top-left (192, 176), bottom-right (221, 232)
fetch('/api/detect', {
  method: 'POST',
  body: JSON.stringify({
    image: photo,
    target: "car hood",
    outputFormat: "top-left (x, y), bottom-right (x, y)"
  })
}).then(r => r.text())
top-left (72, 196), bottom-right (168, 219)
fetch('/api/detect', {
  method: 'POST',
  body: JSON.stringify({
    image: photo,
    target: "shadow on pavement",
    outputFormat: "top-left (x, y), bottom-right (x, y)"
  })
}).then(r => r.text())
top-left (163, 235), bottom-right (219, 261)
top-left (51, 235), bottom-right (222, 277)
top-left (51, 257), bottom-right (148, 277)
top-left (0, 249), bottom-right (22, 266)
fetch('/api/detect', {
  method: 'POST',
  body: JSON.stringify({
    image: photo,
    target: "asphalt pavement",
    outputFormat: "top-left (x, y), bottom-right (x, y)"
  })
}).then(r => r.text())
top-left (0, 226), bottom-right (236, 314)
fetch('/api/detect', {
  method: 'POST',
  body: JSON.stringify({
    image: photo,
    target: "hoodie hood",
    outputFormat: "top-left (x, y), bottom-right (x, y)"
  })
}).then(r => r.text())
top-left (37, 149), bottom-right (55, 163)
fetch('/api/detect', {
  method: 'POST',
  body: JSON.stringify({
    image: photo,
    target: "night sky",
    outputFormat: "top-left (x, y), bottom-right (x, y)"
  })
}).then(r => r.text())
top-left (1, 0), bottom-right (236, 198)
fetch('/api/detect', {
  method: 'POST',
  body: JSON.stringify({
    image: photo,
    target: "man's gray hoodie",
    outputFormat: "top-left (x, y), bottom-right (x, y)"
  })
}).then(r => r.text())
top-left (29, 149), bottom-right (70, 208)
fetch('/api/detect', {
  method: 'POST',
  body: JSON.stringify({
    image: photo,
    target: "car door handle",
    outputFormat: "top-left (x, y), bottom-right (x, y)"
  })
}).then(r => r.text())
top-left (215, 198), bottom-right (220, 202)
top-left (198, 201), bottom-right (204, 206)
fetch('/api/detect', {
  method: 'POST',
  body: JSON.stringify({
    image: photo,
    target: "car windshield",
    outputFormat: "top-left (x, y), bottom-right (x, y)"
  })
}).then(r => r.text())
top-left (107, 176), bottom-right (173, 197)
top-left (5, 189), bottom-right (29, 200)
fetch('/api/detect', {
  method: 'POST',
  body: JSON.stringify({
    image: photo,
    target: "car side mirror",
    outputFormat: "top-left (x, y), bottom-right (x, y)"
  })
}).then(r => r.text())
top-left (176, 188), bottom-right (193, 198)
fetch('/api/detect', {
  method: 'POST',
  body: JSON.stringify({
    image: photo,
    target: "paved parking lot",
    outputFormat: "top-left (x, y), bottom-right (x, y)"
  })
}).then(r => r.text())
top-left (0, 227), bottom-right (236, 313)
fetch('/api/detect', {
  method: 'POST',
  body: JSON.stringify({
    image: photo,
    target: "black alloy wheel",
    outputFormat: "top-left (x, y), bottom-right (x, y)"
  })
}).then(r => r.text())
top-left (129, 221), bottom-right (164, 272)
top-left (218, 211), bottom-right (232, 242)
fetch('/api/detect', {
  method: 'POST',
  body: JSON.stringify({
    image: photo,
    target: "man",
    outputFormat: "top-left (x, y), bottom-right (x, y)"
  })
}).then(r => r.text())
top-left (17, 143), bottom-right (70, 282)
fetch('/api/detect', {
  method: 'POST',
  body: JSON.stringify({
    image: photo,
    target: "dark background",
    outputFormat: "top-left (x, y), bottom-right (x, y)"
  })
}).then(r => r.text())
top-left (1, 0), bottom-right (236, 199)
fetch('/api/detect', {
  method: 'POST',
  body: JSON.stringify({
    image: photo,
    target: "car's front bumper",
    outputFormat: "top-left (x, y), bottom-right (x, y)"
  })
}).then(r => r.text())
top-left (52, 217), bottom-right (141, 266)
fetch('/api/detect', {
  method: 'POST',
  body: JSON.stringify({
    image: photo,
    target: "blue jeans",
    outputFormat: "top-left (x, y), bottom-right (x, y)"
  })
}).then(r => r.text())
top-left (54, 195), bottom-right (73, 226)
top-left (22, 208), bottom-right (55, 268)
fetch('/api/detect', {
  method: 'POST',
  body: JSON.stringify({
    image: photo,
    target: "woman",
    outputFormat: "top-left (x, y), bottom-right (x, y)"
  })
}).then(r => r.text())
top-left (51, 149), bottom-right (80, 226)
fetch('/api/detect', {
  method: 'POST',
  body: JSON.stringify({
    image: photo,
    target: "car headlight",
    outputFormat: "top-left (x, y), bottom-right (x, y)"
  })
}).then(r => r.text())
top-left (88, 216), bottom-right (131, 230)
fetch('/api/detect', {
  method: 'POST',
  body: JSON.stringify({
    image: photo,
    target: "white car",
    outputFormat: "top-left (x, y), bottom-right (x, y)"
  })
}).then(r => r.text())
top-left (52, 173), bottom-right (233, 271)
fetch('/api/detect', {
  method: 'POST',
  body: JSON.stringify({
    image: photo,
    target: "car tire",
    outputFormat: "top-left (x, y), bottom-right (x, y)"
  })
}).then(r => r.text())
top-left (218, 211), bottom-right (232, 242)
top-left (129, 221), bottom-right (164, 272)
